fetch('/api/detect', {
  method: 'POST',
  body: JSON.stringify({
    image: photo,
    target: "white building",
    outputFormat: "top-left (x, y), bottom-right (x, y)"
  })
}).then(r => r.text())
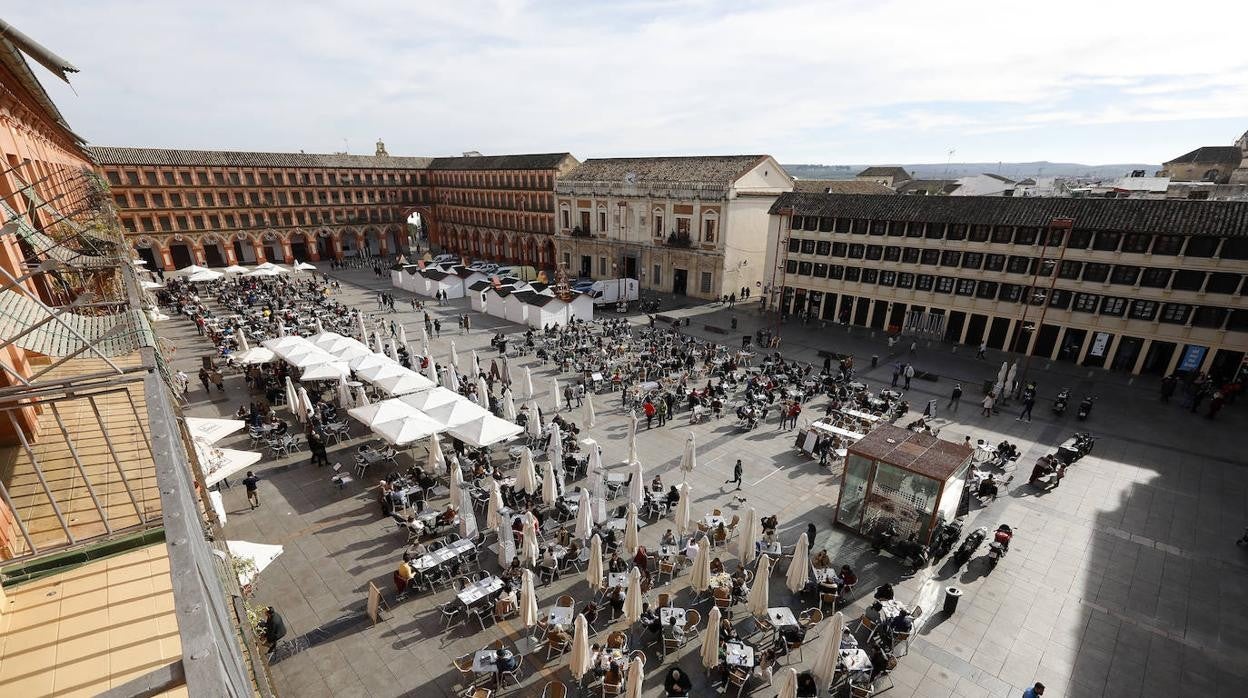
top-left (951, 173), bottom-right (1017, 197)
top-left (554, 156), bottom-right (793, 300)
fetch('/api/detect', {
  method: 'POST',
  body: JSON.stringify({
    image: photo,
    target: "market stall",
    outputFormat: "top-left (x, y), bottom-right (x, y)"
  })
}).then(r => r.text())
top-left (833, 424), bottom-right (973, 546)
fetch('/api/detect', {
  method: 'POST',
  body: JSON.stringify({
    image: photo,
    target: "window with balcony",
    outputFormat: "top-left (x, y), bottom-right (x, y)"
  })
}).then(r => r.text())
top-left (113, 194), bottom-right (128, 208)
top-left (1139, 268), bottom-right (1171, 288)
top-left (144, 171), bottom-right (158, 185)
top-left (828, 265), bottom-right (844, 280)
top-left (1121, 233), bottom-right (1152, 253)
top-left (834, 218), bottom-right (851, 234)
top-left (999, 284), bottom-right (1022, 303)
top-left (818, 217), bottom-right (834, 232)
top-left (801, 240), bottom-right (816, 254)
top-left (1172, 270), bottom-right (1205, 291)
top-left (1006, 255), bottom-right (1031, 274)
top-left (786, 260), bottom-right (798, 274)
top-left (862, 269), bottom-right (879, 284)
top-left (124, 171), bottom-right (140, 185)
top-left (813, 263), bottom-right (828, 278)
top-left (1072, 293), bottom-right (1099, 313)
top-left (653, 211), bottom-right (664, 237)
top-left (905, 222), bottom-right (923, 238)
top-left (925, 223), bottom-right (944, 240)
top-left (941, 250), bottom-right (961, 267)
top-left (1151, 235), bottom-right (1183, 255)
top-left (868, 220), bottom-right (886, 235)
top-left (897, 272), bottom-right (914, 288)
top-left (947, 224), bottom-right (967, 241)
top-left (984, 254), bottom-right (1005, 272)
top-left (832, 242), bottom-right (848, 257)
top-left (1110, 265), bottom-right (1140, 285)
top-left (902, 247), bottom-right (920, 264)
top-left (844, 267), bottom-right (861, 282)
top-left (1082, 263), bottom-right (1110, 283)
top-left (802, 216), bottom-right (819, 231)
top-left (848, 244), bottom-right (865, 259)
top-left (105, 170), bottom-right (122, 185)
top-left (558, 207), bottom-right (569, 229)
top-left (991, 227), bottom-right (1013, 244)
top-left (703, 216), bottom-right (717, 243)
top-left (969, 225), bottom-right (990, 243)
top-left (1013, 227), bottom-right (1038, 245)
top-left (598, 208), bottom-right (608, 233)
top-left (1159, 303), bottom-right (1191, 324)
top-left (852, 219), bottom-right (868, 235)
top-left (935, 277), bottom-right (954, 294)
top-left (1206, 273), bottom-right (1242, 295)
top-left (1128, 300), bottom-right (1156, 320)
top-left (962, 252), bottom-right (983, 269)
top-left (955, 279), bottom-right (975, 296)
top-left (1185, 236), bottom-right (1218, 257)
top-left (1191, 306), bottom-right (1227, 328)
top-left (798, 262), bottom-right (813, 276)
top-left (879, 270), bottom-right (896, 286)
top-left (886, 221), bottom-right (905, 237)
top-left (788, 238), bottom-right (802, 253)
top-left (1100, 297), bottom-right (1126, 316)
top-left (920, 248), bottom-right (939, 265)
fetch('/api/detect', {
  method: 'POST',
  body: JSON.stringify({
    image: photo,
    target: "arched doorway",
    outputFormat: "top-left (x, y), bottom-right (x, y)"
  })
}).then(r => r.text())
top-left (316, 231), bottom-right (334, 260)
top-left (201, 237), bottom-right (227, 267)
top-left (169, 242), bottom-right (193, 269)
top-left (233, 234), bottom-right (257, 264)
top-left (260, 232), bottom-right (283, 263)
top-left (289, 232), bottom-right (309, 262)
top-left (133, 238), bottom-right (159, 269)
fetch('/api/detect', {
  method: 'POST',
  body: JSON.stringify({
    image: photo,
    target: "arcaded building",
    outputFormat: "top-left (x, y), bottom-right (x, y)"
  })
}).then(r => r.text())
top-left (768, 193), bottom-right (1248, 378)
top-left (92, 145), bottom-right (577, 271)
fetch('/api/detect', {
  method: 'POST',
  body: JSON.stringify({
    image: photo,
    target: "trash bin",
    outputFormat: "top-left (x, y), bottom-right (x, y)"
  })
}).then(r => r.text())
top-left (942, 586), bottom-right (962, 615)
top-left (871, 355), bottom-right (879, 368)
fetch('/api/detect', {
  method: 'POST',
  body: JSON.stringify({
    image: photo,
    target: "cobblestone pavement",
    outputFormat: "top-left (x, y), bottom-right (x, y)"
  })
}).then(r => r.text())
top-left (164, 268), bottom-right (1248, 697)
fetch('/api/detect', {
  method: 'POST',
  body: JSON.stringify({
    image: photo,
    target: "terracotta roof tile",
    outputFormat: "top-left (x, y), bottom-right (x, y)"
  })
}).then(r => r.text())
top-left (1165, 146), bottom-right (1241, 165)
top-left (427, 153), bottom-right (574, 170)
top-left (560, 155), bottom-right (769, 184)
top-left (89, 146), bottom-right (433, 169)
top-left (771, 192), bottom-right (1248, 237)
top-left (794, 179), bottom-right (895, 195)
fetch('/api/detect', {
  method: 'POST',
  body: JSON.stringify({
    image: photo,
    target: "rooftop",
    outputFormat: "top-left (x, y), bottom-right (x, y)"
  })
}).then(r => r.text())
top-left (794, 179), bottom-right (895, 195)
top-left (849, 424), bottom-right (972, 481)
top-left (856, 166), bottom-right (911, 181)
top-left (560, 155), bottom-right (769, 184)
top-left (89, 146), bottom-right (434, 170)
top-left (0, 543), bottom-right (185, 697)
top-left (771, 191), bottom-right (1248, 237)
top-left (1165, 146), bottom-right (1242, 165)
top-left (426, 153), bottom-right (574, 171)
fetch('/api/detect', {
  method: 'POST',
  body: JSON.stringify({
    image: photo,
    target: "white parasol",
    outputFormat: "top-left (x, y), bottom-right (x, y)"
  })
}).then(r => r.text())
top-left (624, 502), bottom-right (640, 556)
top-left (812, 611), bottom-right (846, 690)
top-left (786, 532), bottom-right (810, 593)
top-left (675, 483), bottom-right (691, 537)
top-left (541, 456), bottom-right (558, 507)
top-left (629, 459), bottom-right (644, 507)
top-left (701, 606), bottom-right (722, 671)
top-left (517, 447), bottom-right (539, 494)
top-left (574, 487), bottom-right (593, 540)
top-left (747, 554), bottom-right (773, 617)
top-left (551, 377), bottom-right (562, 411)
top-left (524, 367), bottom-right (535, 399)
top-left (679, 432), bottom-right (697, 482)
top-left (503, 388), bottom-right (517, 421)
top-left (690, 536), bottom-right (711, 594)
top-left (586, 534), bottom-right (604, 591)
top-left (476, 375), bottom-right (491, 410)
top-left (520, 568), bottom-right (539, 631)
top-left (737, 508), bottom-right (758, 567)
top-left (583, 393), bottom-right (596, 428)
top-left (497, 517), bottom-right (516, 568)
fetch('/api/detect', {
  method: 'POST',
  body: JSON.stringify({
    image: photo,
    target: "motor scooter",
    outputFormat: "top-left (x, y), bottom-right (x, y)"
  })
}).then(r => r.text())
top-left (987, 524), bottom-right (1014, 570)
top-left (1077, 396), bottom-right (1094, 421)
top-left (952, 527), bottom-right (987, 566)
top-left (928, 519), bottom-right (963, 561)
top-left (871, 522), bottom-right (930, 568)
top-left (1052, 389), bottom-right (1070, 416)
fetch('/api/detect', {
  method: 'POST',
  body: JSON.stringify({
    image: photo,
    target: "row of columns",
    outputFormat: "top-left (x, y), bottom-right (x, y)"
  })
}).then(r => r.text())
top-left (146, 229), bottom-right (406, 270)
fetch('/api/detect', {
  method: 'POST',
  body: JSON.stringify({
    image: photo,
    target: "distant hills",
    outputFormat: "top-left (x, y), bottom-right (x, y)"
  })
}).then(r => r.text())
top-left (783, 161), bottom-right (1161, 181)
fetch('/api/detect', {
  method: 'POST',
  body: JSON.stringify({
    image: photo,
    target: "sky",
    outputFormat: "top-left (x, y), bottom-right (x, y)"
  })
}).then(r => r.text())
top-left (11, 0), bottom-right (1248, 166)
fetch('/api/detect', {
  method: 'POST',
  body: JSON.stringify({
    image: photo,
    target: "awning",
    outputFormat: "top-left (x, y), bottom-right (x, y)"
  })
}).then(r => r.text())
top-left (185, 417), bottom-right (245, 444)
top-left (0, 289), bottom-right (156, 357)
top-left (195, 441), bottom-right (261, 487)
top-left (371, 413), bottom-right (445, 446)
top-left (448, 415), bottom-right (523, 448)
top-left (301, 361), bottom-right (349, 381)
top-left (225, 540), bottom-right (284, 586)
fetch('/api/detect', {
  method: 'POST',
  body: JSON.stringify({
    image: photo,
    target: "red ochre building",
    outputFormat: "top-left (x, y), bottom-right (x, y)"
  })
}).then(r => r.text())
top-left (91, 145), bottom-right (578, 270)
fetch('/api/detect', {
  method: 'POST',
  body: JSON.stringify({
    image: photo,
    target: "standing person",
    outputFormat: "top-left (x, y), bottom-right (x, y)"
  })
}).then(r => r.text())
top-left (198, 367), bottom-right (212, 394)
top-left (643, 398), bottom-right (656, 429)
top-left (1017, 393), bottom-right (1036, 422)
top-left (981, 392), bottom-right (995, 417)
top-left (976, 341), bottom-right (987, 359)
top-left (1022, 683), bottom-right (1045, 698)
top-left (948, 383), bottom-right (963, 412)
top-left (464, 315), bottom-right (471, 333)
top-left (262, 606), bottom-right (287, 655)
top-left (243, 471), bottom-right (260, 509)
top-left (903, 363), bottom-right (915, 390)
top-left (307, 429), bottom-right (329, 466)
top-left (909, 340), bottom-right (917, 355)
top-left (433, 319), bottom-right (442, 337)
top-left (806, 521), bottom-right (817, 550)
top-left (725, 459), bottom-right (743, 490)
top-left (1160, 375), bottom-right (1177, 402)
top-left (656, 398), bottom-right (668, 427)
top-left (891, 364), bottom-right (901, 388)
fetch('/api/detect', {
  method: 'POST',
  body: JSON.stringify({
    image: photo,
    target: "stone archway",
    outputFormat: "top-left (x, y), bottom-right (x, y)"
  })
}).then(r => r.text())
top-left (200, 233), bottom-right (230, 267)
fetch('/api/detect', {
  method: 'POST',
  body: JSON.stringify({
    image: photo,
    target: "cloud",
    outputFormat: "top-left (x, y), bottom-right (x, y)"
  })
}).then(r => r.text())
top-left (9, 0), bottom-right (1248, 164)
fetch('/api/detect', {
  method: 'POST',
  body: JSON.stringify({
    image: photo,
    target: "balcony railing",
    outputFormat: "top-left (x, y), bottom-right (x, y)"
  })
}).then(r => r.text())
top-left (663, 231), bottom-right (692, 248)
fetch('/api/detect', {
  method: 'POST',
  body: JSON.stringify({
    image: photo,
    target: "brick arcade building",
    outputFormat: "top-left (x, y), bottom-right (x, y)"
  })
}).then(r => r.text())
top-left (92, 145), bottom-right (578, 271)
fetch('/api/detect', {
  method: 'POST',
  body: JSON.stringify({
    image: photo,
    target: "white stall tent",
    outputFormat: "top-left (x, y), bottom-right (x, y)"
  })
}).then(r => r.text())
top-left (523, 294), bottom-right (563, 329)
top-left (399, 386), bottom-right (464, 412)
top-left (503, 292), bottom-right (531, 325)
top-left (468, 280), bottom-right (491, 312)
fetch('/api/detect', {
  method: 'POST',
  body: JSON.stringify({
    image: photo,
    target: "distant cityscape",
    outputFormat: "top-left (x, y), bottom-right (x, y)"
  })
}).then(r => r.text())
top-left (783, 161), bottom-right (1159, 182)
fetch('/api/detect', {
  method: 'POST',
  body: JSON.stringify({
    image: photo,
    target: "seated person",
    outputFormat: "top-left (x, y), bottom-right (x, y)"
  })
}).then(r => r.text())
top-left (889, 610), bottom-right (914, 634)
top-left (607, 552), bottom-right (628, 573)
top-left (651, 474), bottom-right (663, 492)
top-left (684, 538), bottom-right (700, 560)
top-left (504, 557), bottom-right (523, 582)
top-left (874, 582), bottom-right (895, 601)
top-left (581, 601), bottom-right (600, 626)
top-left (864, 601), bottom-right (884, 624)
top-left (710, 557), bottom-right (725, 575)
top-left (868, 640), bottom-right (891, 680)
top-left (718, 615), bottom-right (739, 643)
top-left (729, 575), bottom-right (750, 602)
top-left (607, 586), bottom-right (626, 615)
top-left (547, 623), bottom-right (571, 647)
top-left (660, 528), bottom-right (677, 546)
top-left (435, 504), bottom-right (458, 528)
top-left (664, 667), bottom-right (693, 697)
top-left (796, 672), bottom-right (819, 697)
top-left (633, 546), bottom-right (649, 572)
top-left (839, 565), bottom-right (858, 588)
top-left (404, 513), bottom-right (424, 536)
top-left (639, 602), bottom-right (662, 635)
top-left (555, 525), bottom-right (571, 548)
top-left (662, 615), bottom-right (686, 645)
top-left (493, 648), bottom-right (520, 680)
top-left (812, 549), bottom-right (832, 569)
top-left (665, 485), bottom-right (681, 506)
top-left (554, 497), bottom-right (574, 521)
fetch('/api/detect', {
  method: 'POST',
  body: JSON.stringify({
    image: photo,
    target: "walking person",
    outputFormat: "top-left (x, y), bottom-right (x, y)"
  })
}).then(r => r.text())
top-left (1017, 393), bottom-right (1035, 422)
top-left (656, 398), bottom-right (668, 426)
top-left (891, 364), bottom-right (901, 388)
top-left (243, 471), bottom-right (260, 509)
top-left (463, 315), bottom-right (471, 333)
top-left (976, 341), bottom-right (987, 359)
top-left (807, 522), bottom-right (817, 550)
top-left (981, 392), bottom-right (995, 417)
top-left (909, 340), bottom-right (917, 355)
top-left (198, 367), bottom-right (212, 394)
top-left (903, 363), bottom-right (915, 390)
top-left (948, 383), bottom-right (962, 412)
top-left (725, 459), bottom-right (743, 490)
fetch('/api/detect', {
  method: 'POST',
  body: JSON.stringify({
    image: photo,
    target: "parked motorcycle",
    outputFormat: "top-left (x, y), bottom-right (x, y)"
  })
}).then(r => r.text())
top-left (986, 524), bottom-right (1014, 570)
top-left (952, 527), bottom-right (987, 566)
top-left (1077, 396), bottom-right (1095, 421)
top-left (871, 522), bottom-right (930, 568)
top-left (1052, 388), bottom-right (1070, 416)
top-left (928, 520), bottom-right (964, 561)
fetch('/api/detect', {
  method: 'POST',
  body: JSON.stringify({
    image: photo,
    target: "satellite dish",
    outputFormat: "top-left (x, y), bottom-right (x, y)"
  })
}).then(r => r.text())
top-left (624, 172), bottom-right (637, 184)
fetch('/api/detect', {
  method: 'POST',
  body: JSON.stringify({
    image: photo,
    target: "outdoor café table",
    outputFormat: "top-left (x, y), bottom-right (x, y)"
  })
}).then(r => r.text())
top-left (839, 648), bottom-right (872, 678)
top-left (812, 422), bottom-right (865, 442)
top-left (879, 599), bottom-right (907, 623)
top-left (472, 648), bottom-right (500, 674)
top-left (839, 408), bottom-right (879, 423)
top-left (606, 472), bottom-right (630, 484)
top-left (725, 641), bottom-right (755, 668)
top-left (458, 576), bottom-right (503, 606)
top-left (707, 572), bottom-right (732, 589)
top-left (547, 605), bottom-right (574, 628)
top-left (703, 515), bottom-right (725, 528)
top-left (767, 607), bottom-right (799, 629)
top-left (659, 607), bottom-right (686, 625)
top-left (608, 572), bottom-right (630, 589)
top-left (606, 517), bottom-right (647, 531)
top-left (757, 541), bottom-right (782, 557)
top-left (813, 568), bottom-right (840, 584)
top-left (411, 538), bottom-right (473, 571)
top-left (657, 545), bottom-right (681, 559)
